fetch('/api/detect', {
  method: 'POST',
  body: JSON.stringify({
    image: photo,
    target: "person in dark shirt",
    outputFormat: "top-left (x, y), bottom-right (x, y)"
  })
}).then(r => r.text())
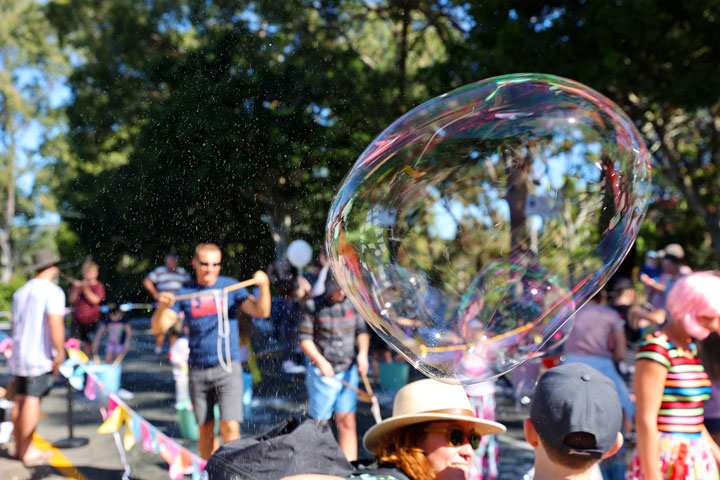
top-left (299, 274), bottom-right (369, 462)
top-left (69, 259), bottom-right (106, 356)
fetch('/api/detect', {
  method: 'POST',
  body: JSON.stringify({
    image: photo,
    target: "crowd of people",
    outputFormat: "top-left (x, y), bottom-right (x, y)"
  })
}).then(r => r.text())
top-left (5, 240), bottom-right (720, 479)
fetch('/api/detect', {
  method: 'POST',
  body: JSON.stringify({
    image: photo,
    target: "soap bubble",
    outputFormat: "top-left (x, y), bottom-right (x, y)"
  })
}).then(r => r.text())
top-left (326, 73), bottom-right (651, 384)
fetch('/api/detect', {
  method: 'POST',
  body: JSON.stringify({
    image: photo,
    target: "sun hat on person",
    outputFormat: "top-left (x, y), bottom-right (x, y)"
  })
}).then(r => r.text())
top-left (530, 363), bottom-right (622, 459)
top-left (363, 378), bottom-right (506, 454)
top-left (29, 249), bottom-right (61, 272)
top-left (661, 243), bottom-right (685, 260)
top-left (645, 250), bottom-right (659, 259)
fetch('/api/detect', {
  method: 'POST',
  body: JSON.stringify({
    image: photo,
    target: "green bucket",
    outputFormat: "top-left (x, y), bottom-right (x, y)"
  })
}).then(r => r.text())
top-left (378, 361), bottom-right (410, 391)
top-left (176, 402), bottom-right (220, 440)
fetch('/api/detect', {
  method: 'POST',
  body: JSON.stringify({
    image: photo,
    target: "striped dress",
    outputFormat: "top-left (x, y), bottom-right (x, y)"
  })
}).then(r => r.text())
top-left (627, 333), bottom-right (719, 480)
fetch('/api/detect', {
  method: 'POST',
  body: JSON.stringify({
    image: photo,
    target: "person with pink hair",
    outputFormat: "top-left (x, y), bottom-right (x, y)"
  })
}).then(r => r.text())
top-left (628, 272), bottom-right (720, 479)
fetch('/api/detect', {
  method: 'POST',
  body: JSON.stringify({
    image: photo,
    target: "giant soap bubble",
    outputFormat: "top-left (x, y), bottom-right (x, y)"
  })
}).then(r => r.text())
top-left (326, 73), bottom-right (651, 384)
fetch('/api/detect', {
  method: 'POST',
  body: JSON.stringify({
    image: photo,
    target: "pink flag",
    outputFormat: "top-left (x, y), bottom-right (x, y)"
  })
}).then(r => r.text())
top-left (108, 394), bottom-right (120, 415)
top-left (141, 422), bottom-right (153, 452)
top-left (84, 374), bottom-right (97, 401)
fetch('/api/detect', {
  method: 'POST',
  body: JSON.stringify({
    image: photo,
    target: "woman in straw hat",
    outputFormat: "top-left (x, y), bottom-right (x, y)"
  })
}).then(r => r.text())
top-left (350, 378), bottom-right (505, 480)
top-left (282, 378), bottom-right (506, 480)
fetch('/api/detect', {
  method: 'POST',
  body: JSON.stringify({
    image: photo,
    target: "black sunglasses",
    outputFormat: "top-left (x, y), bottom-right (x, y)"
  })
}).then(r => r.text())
top-left (424, 427), bottom-right (481, 450)
top-left (198, 261), bottom-right (221, 267)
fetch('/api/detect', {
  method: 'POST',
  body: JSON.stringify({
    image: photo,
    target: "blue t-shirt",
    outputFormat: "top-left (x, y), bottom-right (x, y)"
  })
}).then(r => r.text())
top-left (170, 276), bottom-right (250, 369)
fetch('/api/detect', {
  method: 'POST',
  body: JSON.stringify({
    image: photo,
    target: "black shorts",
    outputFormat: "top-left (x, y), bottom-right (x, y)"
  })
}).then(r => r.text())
top-left (13, 373), bottom-right (55, 398)
top-left (72, 321), bottom-right (98, 343)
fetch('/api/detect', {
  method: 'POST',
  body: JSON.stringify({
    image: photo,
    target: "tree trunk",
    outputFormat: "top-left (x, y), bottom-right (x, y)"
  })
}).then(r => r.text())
top-left (395, 3), bottom-right (409, 114)
top-left (1, 139), bottom-right (15, 283)
top-left (506, 148), bottom-right (531, 254)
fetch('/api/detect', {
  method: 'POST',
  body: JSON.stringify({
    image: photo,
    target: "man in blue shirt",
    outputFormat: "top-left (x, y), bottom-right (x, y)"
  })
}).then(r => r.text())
top-left (151, 243), bottom-right (270, 459)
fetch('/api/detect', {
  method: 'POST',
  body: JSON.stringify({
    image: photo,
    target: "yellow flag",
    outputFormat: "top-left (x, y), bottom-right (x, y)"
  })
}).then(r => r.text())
top-left (67, 347), bottom-right (89, 364)
top-left (98, 406), bottom-right (125, 434)
top-left (123, 418), bottom-right (136, 451)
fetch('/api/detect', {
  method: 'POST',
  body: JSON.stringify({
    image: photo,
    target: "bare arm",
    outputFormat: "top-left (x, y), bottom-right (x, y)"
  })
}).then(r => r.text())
top-left (123, 324), bottom-right (133, 352)
top-left (240, 270), bottom-right (271, 318)
top-left (150, 292), bottom-right (179, 336)
top-left (47, 313), bottom-right (66, 378)
top-left (142, 277), bottom-right (159, 300)
top-left (702, 424), bottom-right (720, 465)
top-left (634, 358), bottom-right (666, 480)
top-left (92, 324), bottom-right (107, 354)
top-left (611, 330), bottom-right (626, 362)
top-left (628, 305), bottom-right (666, 330)
top-left (300, 339), bottom-right (334, 377)
top-left (69, 284), bottom-right (81, 304)
top-left (82, 282), bottom-right (104, 306)
top-left (640, 273), bottom-right (665, 292)
top-left (356, 332), bottom-right (370, 375)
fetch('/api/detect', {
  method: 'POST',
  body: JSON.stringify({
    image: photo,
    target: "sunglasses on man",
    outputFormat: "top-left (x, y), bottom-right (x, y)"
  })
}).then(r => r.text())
top-left (198, 261), bottom-right (221, 268)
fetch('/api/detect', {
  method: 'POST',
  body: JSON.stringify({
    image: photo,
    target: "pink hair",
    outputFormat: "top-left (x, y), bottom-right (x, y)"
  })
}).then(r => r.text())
top-left (667, 272), bottom-right (720, 339)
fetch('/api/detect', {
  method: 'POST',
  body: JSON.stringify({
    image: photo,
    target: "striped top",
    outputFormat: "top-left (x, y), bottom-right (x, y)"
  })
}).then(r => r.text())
top-left (636, 333), bottom-right (711, 437)
top-left (299, 296), bottom-right (368, 372)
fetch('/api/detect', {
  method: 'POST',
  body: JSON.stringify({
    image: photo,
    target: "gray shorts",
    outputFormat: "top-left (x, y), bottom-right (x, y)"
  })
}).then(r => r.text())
top-left (189, 362), bottom-right (244, 425)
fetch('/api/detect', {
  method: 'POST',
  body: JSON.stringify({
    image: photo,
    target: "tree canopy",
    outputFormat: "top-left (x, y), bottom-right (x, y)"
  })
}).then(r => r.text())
top-left (5, 0), bottom-right (715, 295)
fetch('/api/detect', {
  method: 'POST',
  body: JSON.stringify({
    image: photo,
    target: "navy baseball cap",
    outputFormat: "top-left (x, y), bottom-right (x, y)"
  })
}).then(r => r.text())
top-left (530, 363), bottom-right (622, 458)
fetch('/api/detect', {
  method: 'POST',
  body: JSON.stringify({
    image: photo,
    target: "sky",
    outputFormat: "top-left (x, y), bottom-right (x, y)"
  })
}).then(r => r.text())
top-left (14, 67), bottom-right (71, 226)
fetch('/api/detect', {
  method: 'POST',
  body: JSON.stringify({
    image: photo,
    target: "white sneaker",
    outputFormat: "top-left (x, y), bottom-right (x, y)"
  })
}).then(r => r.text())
top-left (0, 421), bottom-right (13, 444)
top-left (154, 346), bottom-right (163, 355)
top-left (282, 360), bottom-right (306, 374)
top-left (117, 388), bottom-right (134, 400)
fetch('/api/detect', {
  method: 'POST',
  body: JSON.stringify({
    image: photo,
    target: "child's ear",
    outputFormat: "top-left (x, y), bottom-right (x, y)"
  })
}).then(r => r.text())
top-left (523, 418), bottom-right (539, 447)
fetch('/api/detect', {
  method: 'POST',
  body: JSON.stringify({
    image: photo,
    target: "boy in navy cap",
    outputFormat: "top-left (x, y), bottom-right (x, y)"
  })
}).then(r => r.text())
top-left (523, 363), bottom-right (624, 480)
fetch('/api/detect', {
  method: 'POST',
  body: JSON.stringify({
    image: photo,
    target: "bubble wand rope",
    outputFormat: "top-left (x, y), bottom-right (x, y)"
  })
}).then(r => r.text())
top-left (214, 289), bottom-right (233, 374)
top-left (172, 278), bottom-right (257, 301)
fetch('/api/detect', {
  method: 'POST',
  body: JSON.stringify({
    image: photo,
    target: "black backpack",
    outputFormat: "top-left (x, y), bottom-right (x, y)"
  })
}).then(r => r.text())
top-left (205, 416), bottom-right (354, 479)
top-left (349, 460), bottom-right (412, 480)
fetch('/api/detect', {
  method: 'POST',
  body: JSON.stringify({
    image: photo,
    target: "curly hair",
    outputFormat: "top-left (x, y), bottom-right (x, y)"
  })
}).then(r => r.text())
top-left (374, 423), bottom-right (435, 480)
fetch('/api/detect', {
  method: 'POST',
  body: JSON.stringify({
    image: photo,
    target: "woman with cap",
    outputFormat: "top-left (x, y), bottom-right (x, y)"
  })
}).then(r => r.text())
top-left (629, 272), bottom-right (720, 479)
top-left (353, 378), bottom-right (506, 480)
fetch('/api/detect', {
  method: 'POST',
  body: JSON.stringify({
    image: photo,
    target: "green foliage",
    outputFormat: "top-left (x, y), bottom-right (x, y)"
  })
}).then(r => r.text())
top-left (0, 0), bottom-right (68, 280)
top-left (0, 275), bottom-right (26, 313)
top-left (29, 0), bottom-right (720, 294)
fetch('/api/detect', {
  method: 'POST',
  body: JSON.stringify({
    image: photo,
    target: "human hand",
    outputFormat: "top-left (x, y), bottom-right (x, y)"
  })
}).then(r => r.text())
top-left (318, 359), bottom-right (335, 377)
top-left (157, 292), bottom-right (175, 308)
top-left (253, 270), bottom-right (270, 288)
top-left (52, 352), bottom-right (65, 380)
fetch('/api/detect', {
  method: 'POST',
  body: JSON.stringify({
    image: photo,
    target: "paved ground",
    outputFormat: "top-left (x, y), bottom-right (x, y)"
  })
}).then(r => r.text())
top-left (0, 317), bottom-right (536, 479)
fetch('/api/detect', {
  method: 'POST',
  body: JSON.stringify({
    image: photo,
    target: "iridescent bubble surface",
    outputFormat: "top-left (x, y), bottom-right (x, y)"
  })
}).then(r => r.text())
top-left (326, 73), bottom-right (651, 384)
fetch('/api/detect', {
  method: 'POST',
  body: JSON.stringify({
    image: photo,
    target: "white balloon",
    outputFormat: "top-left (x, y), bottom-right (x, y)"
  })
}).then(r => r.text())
top-left (287, 240), bottom-right (313, 268)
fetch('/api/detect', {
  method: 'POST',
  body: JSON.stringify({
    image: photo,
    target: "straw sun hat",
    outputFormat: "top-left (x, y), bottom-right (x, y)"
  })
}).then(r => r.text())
top-left (363, 378), bottom-right (506, 454)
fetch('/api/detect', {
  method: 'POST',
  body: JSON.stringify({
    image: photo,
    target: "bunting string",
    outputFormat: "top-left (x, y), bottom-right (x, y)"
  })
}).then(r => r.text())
top-left (62, 340), bottom-right (207, 480)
